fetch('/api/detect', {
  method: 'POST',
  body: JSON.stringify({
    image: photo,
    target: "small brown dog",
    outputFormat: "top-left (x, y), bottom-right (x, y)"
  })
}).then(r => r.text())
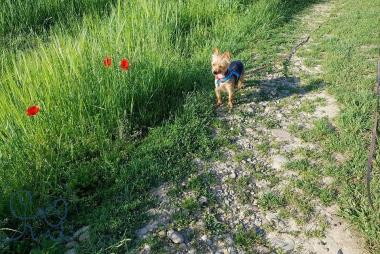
top-left (211, 48), bottom-right (245, 109)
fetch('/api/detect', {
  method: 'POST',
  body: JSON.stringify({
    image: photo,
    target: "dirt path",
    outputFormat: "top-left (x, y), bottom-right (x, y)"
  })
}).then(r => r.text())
top-left (134, 1), bottom-right (368, 253)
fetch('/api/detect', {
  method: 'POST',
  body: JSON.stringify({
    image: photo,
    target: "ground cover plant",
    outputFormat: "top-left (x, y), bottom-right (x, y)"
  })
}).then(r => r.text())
top-left (295, 0), bottom-right (380, 250)
top-left (2, 0), bottom-right (379, 253)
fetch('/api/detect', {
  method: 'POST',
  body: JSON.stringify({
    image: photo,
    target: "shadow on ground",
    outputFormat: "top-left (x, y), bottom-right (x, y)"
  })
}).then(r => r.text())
top-left (233, 75), bottom-right (325, 106)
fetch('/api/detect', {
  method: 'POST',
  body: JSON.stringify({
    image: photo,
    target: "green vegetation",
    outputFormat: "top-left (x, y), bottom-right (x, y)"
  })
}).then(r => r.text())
top-left (0, 0), bottom-right (313, 252)
top-left (292, 0), bottom-right (380, 250)
top-left (6, 0), bottom-right (376, 252)
top-left (292, 97), bottom-right (326, 114)
top-left (234, 225), bottom-right (266, 251)
top-left (258, 192), bottom-right (286, 210)
top-left (0, 0), bottom-right (116, 36)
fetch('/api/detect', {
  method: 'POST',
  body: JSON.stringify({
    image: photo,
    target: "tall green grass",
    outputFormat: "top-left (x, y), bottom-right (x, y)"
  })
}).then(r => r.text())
top-left (0, 0), bottom-right (116, 36)
top-left (0, 0), bottom-right (293, 211)
top-left (0, 0), bottom-right (321, 252)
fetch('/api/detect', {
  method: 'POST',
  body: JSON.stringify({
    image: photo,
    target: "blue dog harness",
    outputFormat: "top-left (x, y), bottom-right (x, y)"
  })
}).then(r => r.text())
top-left (215, 61), bottom-right (244, 88)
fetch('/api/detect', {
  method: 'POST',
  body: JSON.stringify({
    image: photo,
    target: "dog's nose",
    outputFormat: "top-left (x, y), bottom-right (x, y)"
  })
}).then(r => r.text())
top-left (213, 71), bottom-right (217, 75)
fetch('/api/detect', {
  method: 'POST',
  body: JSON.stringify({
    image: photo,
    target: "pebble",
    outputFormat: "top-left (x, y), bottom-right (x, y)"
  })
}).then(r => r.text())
top-left (78, 230), bottom-right (90, 242)
top-left (199, 196), bottom-right (208, 206)
top-left (64, 249), bottom-right (76, 254)
top-left (265, 212), bottom-right (278, 223)
top-left (225, 235), bottom-right (234, 245)
top-left (271, 155), bottom-right (287, 170)
top-left (65, 241), bottom-right (78, 249)
top-left (196, 220), bottom-right (205, 228)
top-left (73, 226), bottom-right (90, 239)
top-left (269, 237), bottom-right (295, 253)
top-left (254, 216), bottom-right (263, 226)
top-left (158, 230), bottom-right (166, 238)
top-left (136, 221), bottom-right (158, 238)
top-left (254, 246), bottom-right (271, 254)
top-left (167, 229), bottom-right (184, 244)
top-left (227, 247), bottom-right (237, 254)
top-left (141, 244), bottom-right (151, 254)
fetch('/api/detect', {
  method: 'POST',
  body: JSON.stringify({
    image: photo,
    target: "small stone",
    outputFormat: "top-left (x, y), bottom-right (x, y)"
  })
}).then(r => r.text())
top-left (271, 129), bottom-right (293, 142)
top-left (271, 155), bottom-right (287, 170)
top-left (158, 230), bottom-right (166, 238)
top-left (227, 247), bottom-right (237, 254)
top-left (222, 249), bottom-right (230, 254)
top-left (230, 173), bottom-right (236, 179)
top-left (265, 212), bottom-right (278, 223)
top-left (335, 153), bottom-right (346, 163)
top-left (188, 249), bottom-right (196, 254)
top-left (322, 176), bottom-right (334, 186)
top-left (167, 229), bottom-right (184, 244)
top-left (65, 249), bottom-right (76, 254)
top-left (225, 235), bottom-right (233, 245)
top-left (78, 230), bottom-right (90, 242)
top-left (200, 235), bottom-right (208, 241)
top-left (254, 216), bottom-right (263, 227)
top-left (140, 244), bottom-right (151, 254)
top-left (136, 227), bottom-right (148, 237)
top-left (65, 241), bottom-right (78, 249)
top-left (199, 196), bottom-right (208, 206)
top-left (73, 226), bottom-right (90, 239)
top-left (136, 221), bottom-right (158, 238)
top-left (269, 237), bottom-right (294, 253)
top-left (254, 246), bottom-right (271, 254)
top-left (217, 240), bottom-right (226, 247)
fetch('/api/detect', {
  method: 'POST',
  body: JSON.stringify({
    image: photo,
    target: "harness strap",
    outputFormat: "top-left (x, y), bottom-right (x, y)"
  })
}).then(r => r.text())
top-left (215, 68), bottom-right (241, 87)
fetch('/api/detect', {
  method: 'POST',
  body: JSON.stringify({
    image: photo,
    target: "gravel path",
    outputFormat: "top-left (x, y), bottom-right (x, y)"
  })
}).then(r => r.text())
top-left (134, 1), bottom-right (368, 253)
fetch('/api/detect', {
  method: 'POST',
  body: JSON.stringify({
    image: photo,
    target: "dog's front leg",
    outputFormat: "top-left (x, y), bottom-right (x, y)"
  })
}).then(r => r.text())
top-left (215, 87), bottom-right (222, 106)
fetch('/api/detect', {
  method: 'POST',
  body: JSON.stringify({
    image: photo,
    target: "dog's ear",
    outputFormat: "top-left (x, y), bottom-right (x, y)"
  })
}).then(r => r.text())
top-left (212, 48), bottom-right (220, 54)
top-left (223, 51), bottom-right (232, 59)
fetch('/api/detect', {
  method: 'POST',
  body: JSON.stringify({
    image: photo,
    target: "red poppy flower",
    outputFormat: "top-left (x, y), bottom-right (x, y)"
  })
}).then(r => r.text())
top-left (26, 105), bottom-right (40, 117)
top-left (103, 56), bottom-right (112, 67)
top-left (120, 58), bottom-right (129, 71)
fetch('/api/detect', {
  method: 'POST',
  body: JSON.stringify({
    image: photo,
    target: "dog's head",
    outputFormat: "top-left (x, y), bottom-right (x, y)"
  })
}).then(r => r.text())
top-left (211, 48), bottom-right (231, 79)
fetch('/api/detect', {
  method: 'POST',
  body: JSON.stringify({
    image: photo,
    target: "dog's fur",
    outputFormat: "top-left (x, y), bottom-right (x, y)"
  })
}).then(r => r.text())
top-left (211, 48), bottom-right (245, 109)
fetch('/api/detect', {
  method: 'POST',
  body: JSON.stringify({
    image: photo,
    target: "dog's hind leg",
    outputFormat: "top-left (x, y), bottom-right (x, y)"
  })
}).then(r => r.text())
top-left (226, 84), bottom-right (234, 109)
top-left (237, 74), bottom-right (245, 89)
